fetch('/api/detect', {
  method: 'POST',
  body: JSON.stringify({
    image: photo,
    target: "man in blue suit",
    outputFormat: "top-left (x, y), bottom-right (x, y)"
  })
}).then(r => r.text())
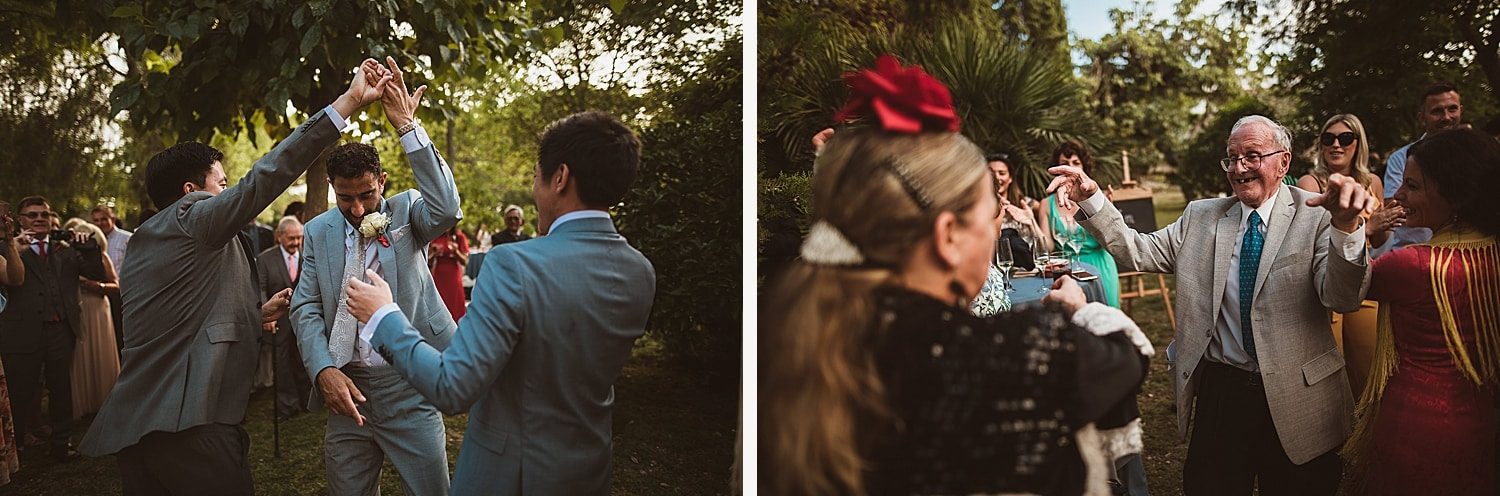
top-left (347, 111), bottom-right (656, 495)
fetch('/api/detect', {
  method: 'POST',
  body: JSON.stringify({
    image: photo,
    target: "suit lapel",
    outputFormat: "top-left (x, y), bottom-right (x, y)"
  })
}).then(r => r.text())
top-left (377, 200), bottom-right (399, 294)
top-left (275, 250), bottom-right (293, 289)
top-left (322, 217), bottom-right (346, 320)
top-left (1252, 185), bottom-right (1296, 299)
top-left (20, 243), bottom-right (49, 285)
top-left (1210, 202), bottom-right (1240, 321)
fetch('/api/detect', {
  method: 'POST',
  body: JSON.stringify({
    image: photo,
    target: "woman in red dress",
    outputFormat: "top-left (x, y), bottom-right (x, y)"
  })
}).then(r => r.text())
top-left (1345, 128), bottom-right (1500, 495)
top-left (428, 226), bottom-right (469, 320)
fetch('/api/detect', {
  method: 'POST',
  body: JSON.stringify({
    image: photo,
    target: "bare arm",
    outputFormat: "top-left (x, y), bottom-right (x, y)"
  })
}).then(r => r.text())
top-left (0, 235), bottom-right (22, 287)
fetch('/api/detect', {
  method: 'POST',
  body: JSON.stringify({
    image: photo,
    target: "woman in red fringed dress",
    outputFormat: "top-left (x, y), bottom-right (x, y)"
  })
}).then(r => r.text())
top-left (1345, 129), bottom-right (1500, 495)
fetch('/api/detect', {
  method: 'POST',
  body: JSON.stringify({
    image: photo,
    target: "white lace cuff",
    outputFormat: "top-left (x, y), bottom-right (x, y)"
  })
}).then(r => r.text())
top-left (1071, 302), bottom-right (1155, 357)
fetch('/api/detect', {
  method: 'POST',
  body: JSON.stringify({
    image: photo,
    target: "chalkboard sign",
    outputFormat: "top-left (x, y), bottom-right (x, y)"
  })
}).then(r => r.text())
top-left (1111, 185), bottom-right (1158, 233)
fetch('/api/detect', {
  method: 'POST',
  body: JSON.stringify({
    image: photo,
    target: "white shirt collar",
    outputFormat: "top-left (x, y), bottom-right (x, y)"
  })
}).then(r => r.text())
top-left (279, 245), bottom-right (297, 261)
top-left (548, 209), bottom-right (610, 232)
top-left (1239, 185), bottom-right (1280, 229)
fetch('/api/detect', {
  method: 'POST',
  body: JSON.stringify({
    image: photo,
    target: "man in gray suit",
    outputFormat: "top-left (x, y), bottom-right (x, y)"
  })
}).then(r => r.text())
top-left (258, 216), bottom-right (310, 420)
top-left (79, 59), bottom-right (392, 495)
top-left (346, 111), bottom-right (656, 496)
top-left (290, 57), bottom-right (460, 496)
top-left (1048, 115), bottom-right (1374, 495)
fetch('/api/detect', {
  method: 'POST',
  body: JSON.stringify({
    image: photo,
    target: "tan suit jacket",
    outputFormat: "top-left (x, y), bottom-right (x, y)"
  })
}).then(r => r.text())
top-left (1081, 183), bottom-right (1369, 464)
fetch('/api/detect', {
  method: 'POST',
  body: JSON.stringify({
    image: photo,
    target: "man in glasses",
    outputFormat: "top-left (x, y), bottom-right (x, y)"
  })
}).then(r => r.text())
top-left (0, 196), bottom-right (105, 462)
top-left (490, 205), bottom-right (533, 247)
top-left (1047, 115), bottom-right (1375, 495)
top-left (1379, 83), bottom-right (1463, 255)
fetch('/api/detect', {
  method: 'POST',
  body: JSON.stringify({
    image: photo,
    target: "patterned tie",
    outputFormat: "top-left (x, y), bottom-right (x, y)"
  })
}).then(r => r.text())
top-left (329, 236), bottom-right (368, 367)
top-left (1240, 211), bottom-right (1265, 363)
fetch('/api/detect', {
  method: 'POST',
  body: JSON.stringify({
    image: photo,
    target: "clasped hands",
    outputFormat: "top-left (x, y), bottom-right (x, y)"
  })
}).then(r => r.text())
top-left (332, 56), bottom-right (429, 132)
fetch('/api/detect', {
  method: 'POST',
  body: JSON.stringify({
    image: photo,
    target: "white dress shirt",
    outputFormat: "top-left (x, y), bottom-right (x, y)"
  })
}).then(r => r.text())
top-left (280, 245), bottom-right (299, 281)
top-left (105, 228), bottom-right (131, 274)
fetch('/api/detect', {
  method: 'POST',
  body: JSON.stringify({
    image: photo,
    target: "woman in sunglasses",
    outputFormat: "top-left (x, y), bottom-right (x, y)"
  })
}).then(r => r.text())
top-left (1295, 114), bottom-right (1388, 399)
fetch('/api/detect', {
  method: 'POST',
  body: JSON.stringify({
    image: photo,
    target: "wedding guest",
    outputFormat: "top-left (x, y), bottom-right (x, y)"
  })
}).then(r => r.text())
top-left (1037, 141), bottom-right (1122, 307)
top-left (256, 216), bottom-right (311, 421)
top-left (0, 196), bottom-right (105, 462)
top-left (489, 205), bottom-right (532, 246)
top-left (79, 58), bottom-right (390, 494)
top-left (290, 57), bottom-right (460, 496)
top-left (1343, 128), bottom-right (1500, 495)
top-left (1380, 83), bottom-right (1463, 255)
top-left (757, 55), bottom-right (1150, 496)
top-left (988, 152), bottom-right (1042, 247)
top-left (429, 225), bottom-right (469, 320)
top-left (346, 110), bottom-right (656, 496)
top-left (1296, 114), bottom-right (1389, 396)
top-left (1051, 114), bottom-right (1374, 494)
top-left (0, 211), bottom-right (24, 483)
top-left (61, 219), bottom-right (119, 419)
top-left (90, 205), bottom-right (130, 360)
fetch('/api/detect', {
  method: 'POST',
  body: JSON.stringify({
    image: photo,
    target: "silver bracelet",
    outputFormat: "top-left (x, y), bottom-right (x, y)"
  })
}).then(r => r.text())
top-left (396, 120), bottom-right (419, 136)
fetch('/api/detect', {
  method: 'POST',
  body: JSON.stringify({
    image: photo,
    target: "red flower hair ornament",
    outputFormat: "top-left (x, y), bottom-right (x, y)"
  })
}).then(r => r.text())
top-left (833, 54), bottom-right (961, 134)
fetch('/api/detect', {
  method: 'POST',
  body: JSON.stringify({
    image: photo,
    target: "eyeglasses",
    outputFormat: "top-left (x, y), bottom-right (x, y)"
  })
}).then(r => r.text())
top-left (19, 212), bottom-right (51, 219)
top-left (1319, 132), bottom-right (1358, 147)
top-left (1219, 150), bottom-right (1287, 172)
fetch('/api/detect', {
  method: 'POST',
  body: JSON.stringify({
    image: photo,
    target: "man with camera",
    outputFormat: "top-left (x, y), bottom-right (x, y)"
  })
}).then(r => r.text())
top-left (0, 196), bottom-right (106, 462)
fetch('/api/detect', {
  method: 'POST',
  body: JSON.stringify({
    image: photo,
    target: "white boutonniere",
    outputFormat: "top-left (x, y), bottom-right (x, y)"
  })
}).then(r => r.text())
top-left (359, 212), bottom-right (392, 247)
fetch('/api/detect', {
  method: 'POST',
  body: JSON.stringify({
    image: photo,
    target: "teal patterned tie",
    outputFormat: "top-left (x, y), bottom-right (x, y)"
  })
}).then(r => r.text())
top-left (1240, 211), bottom-right (1264, 363)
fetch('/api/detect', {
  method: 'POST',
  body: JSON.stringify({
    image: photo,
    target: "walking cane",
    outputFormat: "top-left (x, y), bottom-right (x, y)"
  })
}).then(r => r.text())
top-left (271, 323), bottom-right (281, 458)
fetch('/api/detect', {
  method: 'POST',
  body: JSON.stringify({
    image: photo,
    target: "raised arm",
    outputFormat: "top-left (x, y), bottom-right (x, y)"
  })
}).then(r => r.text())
top-left (379, 56), bottom-right (460, 245)
top-left (1078, 189), bottom-right (1186, 274)
top-left (359, 250), bottom-right (525, 414)
top-left (181, 60), bottom-right (391, 249)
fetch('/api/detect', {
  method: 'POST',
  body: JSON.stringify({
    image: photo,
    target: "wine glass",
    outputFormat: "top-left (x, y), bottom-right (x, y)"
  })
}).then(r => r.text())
top-left (1032, 238), bottom-right (1051, 295)
top-left (1066, 230), bottom-right (1084, 272)
top-left (994, 238), bottom-right (1015, 293)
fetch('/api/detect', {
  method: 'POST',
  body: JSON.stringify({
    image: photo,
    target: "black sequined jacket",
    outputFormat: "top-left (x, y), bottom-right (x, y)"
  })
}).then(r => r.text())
top-left (861, 286), bottom-right (1147, 496)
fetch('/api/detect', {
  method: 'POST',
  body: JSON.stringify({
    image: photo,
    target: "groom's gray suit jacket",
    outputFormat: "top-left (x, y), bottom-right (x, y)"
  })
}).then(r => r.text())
top-left (80, 110), bottom-right (341, 456)
top-left (291, 140), bottom-right (460, 404)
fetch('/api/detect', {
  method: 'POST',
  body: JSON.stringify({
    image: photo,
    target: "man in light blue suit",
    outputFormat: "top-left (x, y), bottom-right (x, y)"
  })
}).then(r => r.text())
top-left (290, 58), bottom-right (461, 496)
top-left (347, 111), bottom-right (656, 495)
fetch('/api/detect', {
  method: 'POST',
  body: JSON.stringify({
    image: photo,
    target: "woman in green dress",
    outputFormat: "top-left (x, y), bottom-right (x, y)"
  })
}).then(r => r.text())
top-left (1036, 141), bottom-right (1121, 307)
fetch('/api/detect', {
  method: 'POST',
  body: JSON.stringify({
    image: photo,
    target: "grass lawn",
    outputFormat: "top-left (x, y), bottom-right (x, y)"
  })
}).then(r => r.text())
top-left (0, 337), bottom-right (738, 495)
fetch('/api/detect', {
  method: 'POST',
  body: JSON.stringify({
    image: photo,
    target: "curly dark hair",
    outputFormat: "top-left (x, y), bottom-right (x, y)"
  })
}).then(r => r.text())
top-left (145, 142), bottom-right (224, 210)
top-left (1051, 140), bottom-right (1092, 175)
top-left (1407, 128), bottom-right (1500, 236)
top-left (537, 111), bottom-right (641, 208)
top-left (327, 142), bottom-right (382, 181)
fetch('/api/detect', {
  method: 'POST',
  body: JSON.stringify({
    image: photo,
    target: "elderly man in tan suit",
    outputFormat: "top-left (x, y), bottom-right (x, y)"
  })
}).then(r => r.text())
top-left (1048, 115), bottom-right (1374, 495)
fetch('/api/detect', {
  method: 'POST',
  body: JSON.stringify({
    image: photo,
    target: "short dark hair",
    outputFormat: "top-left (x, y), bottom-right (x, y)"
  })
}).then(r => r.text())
top-left (146, 142), bottom-right (223, 210)
top-left (326, 142), bottom-right (382, 181)
top-left (1052, 140), bottom-right (1093, 174)
top-left (537, 111), bottom-right (641, 208)
top-left (282, 201), bottom-right (305, 220)
top-left (1407, 128), bottom-right (1500, 236)
top-left (984, 152), bottom-right (1010, 163)
top-left (17, 196), bottom-right (49, 211)
top-left (1420, 82), bottom-right (1459, 108)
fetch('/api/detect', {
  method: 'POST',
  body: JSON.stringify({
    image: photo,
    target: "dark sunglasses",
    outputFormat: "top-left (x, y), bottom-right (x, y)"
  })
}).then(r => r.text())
top-left (1319, 132), bottom-right (1358, 147)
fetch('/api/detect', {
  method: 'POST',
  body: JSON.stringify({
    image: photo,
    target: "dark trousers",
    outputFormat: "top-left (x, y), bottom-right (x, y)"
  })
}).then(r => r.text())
top-left (118, 423), bottom-right (253, 496)
top-left (272, 334), bottom-right (311, 417)
top-left (2, 320), bottom-right (75, 449)
top-left (1184, 361), bottom-right (1341, 496)
top-left (108, 293), bottom-right (124, 359)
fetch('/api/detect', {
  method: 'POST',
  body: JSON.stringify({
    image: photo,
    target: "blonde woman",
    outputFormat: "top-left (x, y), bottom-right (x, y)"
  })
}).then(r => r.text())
top-left (1295, 114), bottom-right (1388, 396)
top-left (761, 55), bottom-right (1152, 496)
top-left (61, 219), bottom-right (119, 419)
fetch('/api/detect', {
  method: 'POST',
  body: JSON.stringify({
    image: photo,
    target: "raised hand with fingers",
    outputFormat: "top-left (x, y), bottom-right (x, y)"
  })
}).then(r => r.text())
top-left (1045, 164), bottom-right (1101, 211)
top-left (379, 56), bottom-right (427, 131)
top-left (1305, 172), bottom-right (1376, 232)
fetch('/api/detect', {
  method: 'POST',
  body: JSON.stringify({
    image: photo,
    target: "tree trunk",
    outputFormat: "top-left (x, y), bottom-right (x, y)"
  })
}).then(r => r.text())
top-left (305, 153), bottom-right (330, 218)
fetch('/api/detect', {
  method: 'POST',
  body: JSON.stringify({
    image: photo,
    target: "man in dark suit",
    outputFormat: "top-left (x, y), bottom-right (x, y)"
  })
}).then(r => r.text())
top-left (0, 195), bottom-right (106, 461)
top-left (489, 204), bottom-right (533, 246)
top-left (258, 216), bottom-right (311, 420)
top-left (79, 59), bottom-right (392, 495)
